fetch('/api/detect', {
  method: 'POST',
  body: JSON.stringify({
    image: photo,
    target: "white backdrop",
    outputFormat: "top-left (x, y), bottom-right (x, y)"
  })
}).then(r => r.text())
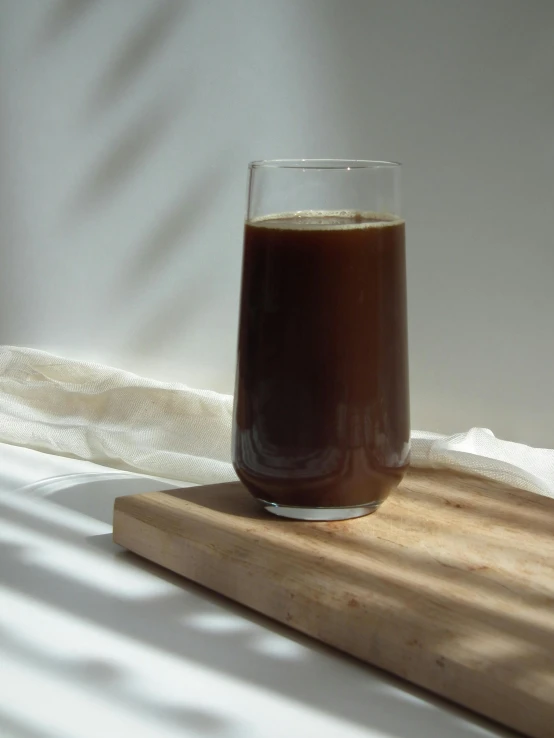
top-left (1, 0), bottom-right (553, 447)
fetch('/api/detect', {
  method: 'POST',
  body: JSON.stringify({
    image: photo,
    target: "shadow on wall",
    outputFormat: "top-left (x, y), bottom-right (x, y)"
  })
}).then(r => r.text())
top-left (67, 100), bottom-right (183, 218)
top-left (0, 711), bottom-right (55, 738)
top-left (84, 0), bottom-right (186, 116)
top-left (33, 0), bottom-right (97, 49)
top-left (35, 0), bottom-right (185, 117)
top-left (37, 0), bottom-right (235, 358)
top-left (118, 157), bottom-right (234, 355)
top-left (33, 0), bottom-right (191, 228)
top-left (58, 2), bottom-right (189, 218)
top-left (0, 471), bottom-right (515, 738)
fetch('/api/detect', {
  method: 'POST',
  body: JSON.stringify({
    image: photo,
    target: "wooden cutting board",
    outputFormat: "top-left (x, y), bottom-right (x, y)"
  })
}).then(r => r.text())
top-left (113, 468), bottom-right (554, 738)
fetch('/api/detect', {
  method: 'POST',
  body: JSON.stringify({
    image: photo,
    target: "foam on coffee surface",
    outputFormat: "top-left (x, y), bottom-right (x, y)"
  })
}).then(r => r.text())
top-left (249, 210), bottom-right (404, 230)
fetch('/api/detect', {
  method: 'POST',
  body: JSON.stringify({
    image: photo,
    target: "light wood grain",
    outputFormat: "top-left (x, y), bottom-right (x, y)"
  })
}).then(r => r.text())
top-left (113, 468), bottom-right (554, 738)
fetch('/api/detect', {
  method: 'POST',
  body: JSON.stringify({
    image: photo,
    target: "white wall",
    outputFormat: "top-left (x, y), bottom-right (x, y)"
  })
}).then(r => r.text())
top-left (1, 0), bottom-right (553, 446)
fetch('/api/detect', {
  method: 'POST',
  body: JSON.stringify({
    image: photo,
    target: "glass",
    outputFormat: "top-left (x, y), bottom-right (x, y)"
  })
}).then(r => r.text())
top-left (232, 159), bottom-right (410, 521)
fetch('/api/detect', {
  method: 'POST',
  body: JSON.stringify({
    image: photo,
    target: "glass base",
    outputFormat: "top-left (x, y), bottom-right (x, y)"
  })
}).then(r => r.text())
top-left (258, 499), bottom-right (382, 521)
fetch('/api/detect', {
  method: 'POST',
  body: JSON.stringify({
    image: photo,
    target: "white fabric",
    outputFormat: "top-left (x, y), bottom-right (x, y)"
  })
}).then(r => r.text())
top-left (0, 346), bottom-right (233, 485)
top-left (1, 346), bottom-right (553, 497)
top-left (411, 428), bottom-right (554, 498)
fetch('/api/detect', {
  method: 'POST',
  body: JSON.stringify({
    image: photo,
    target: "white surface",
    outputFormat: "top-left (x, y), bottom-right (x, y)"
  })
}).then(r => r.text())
top-left (1, 0), bottom-right (554, 447)
top-left (0, 442), bottom-right (515, 738)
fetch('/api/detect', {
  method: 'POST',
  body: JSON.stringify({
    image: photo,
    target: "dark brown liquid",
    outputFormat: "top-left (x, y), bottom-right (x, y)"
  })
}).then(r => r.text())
top-left (232, 211), bottom-right (410, 508)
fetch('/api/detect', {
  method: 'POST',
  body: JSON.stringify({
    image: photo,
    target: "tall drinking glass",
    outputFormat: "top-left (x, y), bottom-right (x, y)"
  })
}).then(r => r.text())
top-left (232, 159), bottom-right (409, 521)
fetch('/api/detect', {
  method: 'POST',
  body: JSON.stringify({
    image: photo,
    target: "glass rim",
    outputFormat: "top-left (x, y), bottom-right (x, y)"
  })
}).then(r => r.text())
top-left (249, 158), bottom-right (401, 170)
